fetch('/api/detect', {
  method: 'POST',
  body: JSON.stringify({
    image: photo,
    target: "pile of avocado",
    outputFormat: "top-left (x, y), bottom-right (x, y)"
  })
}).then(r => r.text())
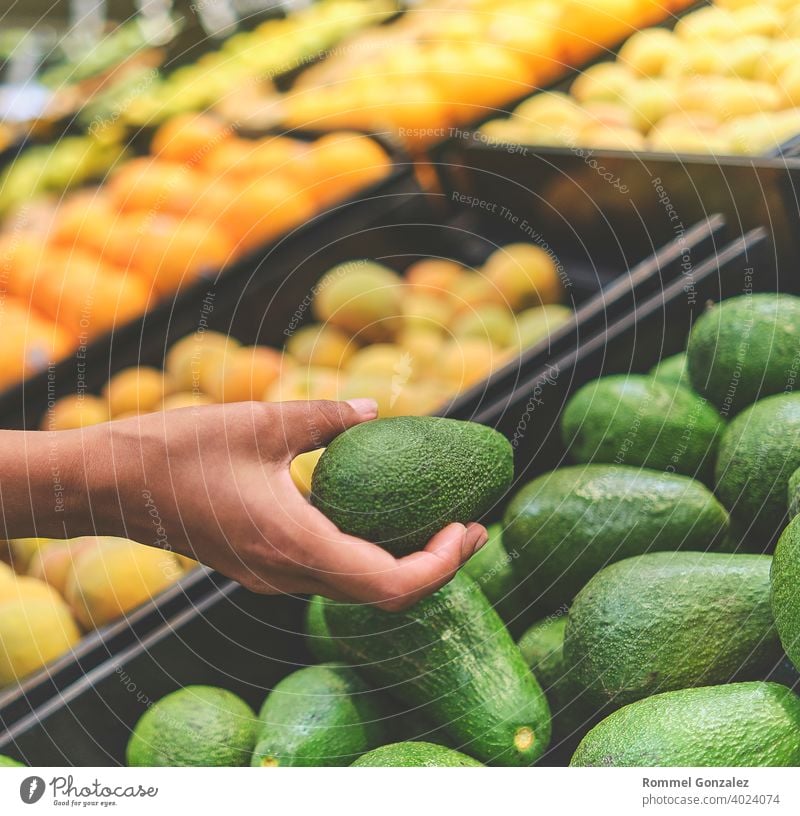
top-left (124, 292), bottom-right (800, 767)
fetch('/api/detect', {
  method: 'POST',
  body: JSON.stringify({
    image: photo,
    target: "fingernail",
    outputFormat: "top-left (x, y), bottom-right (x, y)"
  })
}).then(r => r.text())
top-left (347, 398), bottom-right (379, 419)
top-left (474, 531), bottom-right (489, 551)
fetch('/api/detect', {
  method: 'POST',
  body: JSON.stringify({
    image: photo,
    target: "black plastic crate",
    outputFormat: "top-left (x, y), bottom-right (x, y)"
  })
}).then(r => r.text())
top-left (0, 203), bottom-right (725, 738)
top-left (0, 226), bottom-right (770, 767)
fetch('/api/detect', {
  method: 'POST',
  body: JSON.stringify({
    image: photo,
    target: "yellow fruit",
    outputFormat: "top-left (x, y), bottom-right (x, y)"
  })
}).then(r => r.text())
top-left (453, 304), bottom-right (516, 348)
top-left (729, 5), bottom-right (783, 38)
top-left (103, 367), bottom-right (169, 417)
top-left (571, 63), bottom-right (634, 105)
top-left (623, 80), bottom-right (678, 133)
top-left (401, 293), bottom-right (453, 333)
top-left (164, 331), bottom-right (240, 393)
top-left (397, 328), bottom-right (446, 378)
top-left (404, 259), bottom-right (466, 298)
top-left (43, 395), bottom-right (109, 430)
top-left (648, 126), bottom-right (734, 155)
top-left (290, 448), bottom-right (325, 496)
top-left (0, 596), bottom-right (80, 685)
top-left (7, 538), bottom-right (51, 571)
top-left (388, 381), bottom-right (449, 417)
top-left (483, 244), bottom-right (562, 310)
top-left (717, 36), bottom-right (771, 80)
top-left (675, 7), bottom-right (738, 41)
top-left (27, 537), bottom-right (100, 596)
top-left (205, 345), bottom-right (284, 403)
top-left (174, 554), bottom-right (198, 572)
top-left (0, 575), bottom-right (63, 605)
top-left (265, 366), bottom-right (340, 402)
top-left (449, 273), bottom-right (504, 313)
top-left (512, 92), bottom-right (589, 132)
top-left (0, 561), bottom-right (14, 585)
top-left (662, 42), bottom-right (726, 78)
top-left (312, 261), bottom-right (403, 341)
top-left (755, 40), bottom-right (800, 84)
top-left (514, 304), bottom-right (574, 349)
top-left (577, 123), bottom-right (648, 150)
top-left (440, 338), bottom-right (498, 391)
top-left (160, 392), bottom-right (215, 411)
top-left (65, 538), bottom-right (180, 629)
top-left (582, 102), bottom-right (636, 130)
top-left (617, 28), bottom-right (683, 77)
top-left (285, 324), bottom-right (356, 369)
top-left (347, 344), bottom-right (413, 379)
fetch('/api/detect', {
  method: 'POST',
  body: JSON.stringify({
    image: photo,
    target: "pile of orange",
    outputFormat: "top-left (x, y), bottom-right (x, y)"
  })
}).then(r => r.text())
top-left (0, 117), bottom-right (391, 391)
top-left (275, 0), bottom-right (697, 148)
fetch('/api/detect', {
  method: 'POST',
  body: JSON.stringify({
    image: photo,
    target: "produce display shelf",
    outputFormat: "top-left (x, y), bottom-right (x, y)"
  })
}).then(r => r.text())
top-left (0, 199), bottom-right (726, 734)
top-left (0, 133), bottom-right (418, 430)
top-left (0, 226), bottom-right (768, 767)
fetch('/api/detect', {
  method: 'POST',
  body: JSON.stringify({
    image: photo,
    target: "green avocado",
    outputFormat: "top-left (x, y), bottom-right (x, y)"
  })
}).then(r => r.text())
top-left (649, 352), bottom-right (689, 388)
top-left (351, 741), bottom-right (483, 767)
top-left (323, 571), bottom-right (551, 766)
top-left (126, 686), bottom-right (259, 767)
top-left (311, 417), bottom-right (513, 555)
top-left (252, 663), bottom-right (388, 767)
top-left (570, 682), bottom-right (800, 767)
top-left (770, 514), bottom-right (800, 673)
top-left (304, 595), bottom-right (341, 663)
top-left (503, 464), bottom-right (729, 609)
top-left (714, 392), bottom-right (800, 540)
top-left (0, 755), bottom-right (23, 767)
top-left (518, 616), bottom-right (592, 746)
top-left (462, 523), bottom-right (527, 626)
top-left (788, 466), bottom-right (800, 520)
top-left (686, 293), bottom-right (800, 417)
top-left (561, 375), bottom-right (724, 481)
top-left (564, 552), bottom-right (781, 711)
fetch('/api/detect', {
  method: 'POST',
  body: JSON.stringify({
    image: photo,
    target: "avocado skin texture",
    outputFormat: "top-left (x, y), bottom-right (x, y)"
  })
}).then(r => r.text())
top-left (788, 466), bottom-right (800, 520)
top-left (715, 393), bottom-right (800, 540)
top-left (649, 352), bottom-right (689, 388)
top-left (252, 663), bottom-right (388, 767)
top-left (0, 755), bottom-right (23, 767)
top-left (126, 686), bottom-right (258, 767)
top-left (462, 523), bottom-right (527, 627)
top-left (304, 595), bottom-right (342, 663)
top-left (518, 616), bottom-right (594, 748)
top-left (564, 552), bottom-right (781, 711)
top-left (561, 375), bottom-right (724, 482)
top-left (503, 464), bottom-right (730, 610)
top-left (770, 514), bottom-right (800, 673)
top-left (687, 293), bottom-right (800, 417)
top-left (351, 741), bottom-right (483, 767)
top-left (570, 682), bottom-right (800, 767)
top-left (323, 571), bottom-right (552, 766)
top-left (311, 417), bottom-right (513, 555)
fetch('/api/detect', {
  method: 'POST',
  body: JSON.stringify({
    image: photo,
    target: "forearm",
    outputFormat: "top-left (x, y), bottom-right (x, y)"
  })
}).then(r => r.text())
top-left (0, 424), bottom-right (145, 542)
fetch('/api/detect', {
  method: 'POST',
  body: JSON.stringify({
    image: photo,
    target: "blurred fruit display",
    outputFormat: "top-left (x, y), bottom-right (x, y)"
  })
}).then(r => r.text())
top-left (480, 0), bottom-right (800, 155)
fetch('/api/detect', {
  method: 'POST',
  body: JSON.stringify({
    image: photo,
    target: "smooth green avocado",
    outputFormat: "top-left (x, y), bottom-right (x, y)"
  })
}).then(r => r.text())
top-left (561, 375), bottom-right (724, 480)
top-left (351, 741), bottom-right (483, 767)
top-left (503, 464), bottom-right (729, 609)
top-left (126, 686), bottom-right (258, 767)
top-left (687, 293), bottom-right (800, 417)
top-left (570, 682), bottom-right (800, 767)
top-left (0, 755), bottom-right (23, 767)
top-left (311, 416), bottom-right (513, 555)
top-left (564, 551), bottom-right (781, 711)
top-left (304, 595), bottom-right (341, 663)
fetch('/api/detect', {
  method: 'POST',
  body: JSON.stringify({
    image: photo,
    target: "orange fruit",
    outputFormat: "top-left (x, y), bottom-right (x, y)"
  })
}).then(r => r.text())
top-left (106, 158), bottom-right (207, 217)
top-left (199, 138), bottom-right (258, 180)
top-left (247, 137), bottom-right (310, 179)
top-left (111, 214), bottom-right (234, 296)
top-left (43, 394), bottom-right (109, 430)
top-left (151, 113), bottom-right (231, 165)
top-left (49, 192), bottom-right (119, 256)
top-left (102, 366), bottom-right (169, 417)
top-left (205, 345), bottom-right (284, 403)
top-left (302, 133), bottom-right (391, 205)
top-left (219, 177), bottom-right (317, 253)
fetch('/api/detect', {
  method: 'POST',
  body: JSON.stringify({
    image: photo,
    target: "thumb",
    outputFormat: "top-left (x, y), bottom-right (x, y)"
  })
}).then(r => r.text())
top-left (274, 398), bottom-right (378, 456)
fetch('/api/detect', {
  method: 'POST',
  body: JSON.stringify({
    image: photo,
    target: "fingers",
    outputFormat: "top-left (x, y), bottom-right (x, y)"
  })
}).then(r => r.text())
top-left (303, 516), bottom-right (489, 611)
top-left (271, 398), bottom-right (378, 457)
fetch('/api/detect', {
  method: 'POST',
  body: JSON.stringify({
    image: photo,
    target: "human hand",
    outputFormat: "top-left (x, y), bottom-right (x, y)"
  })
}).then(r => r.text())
top-left (74, 399), bottom-right (488, 611)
